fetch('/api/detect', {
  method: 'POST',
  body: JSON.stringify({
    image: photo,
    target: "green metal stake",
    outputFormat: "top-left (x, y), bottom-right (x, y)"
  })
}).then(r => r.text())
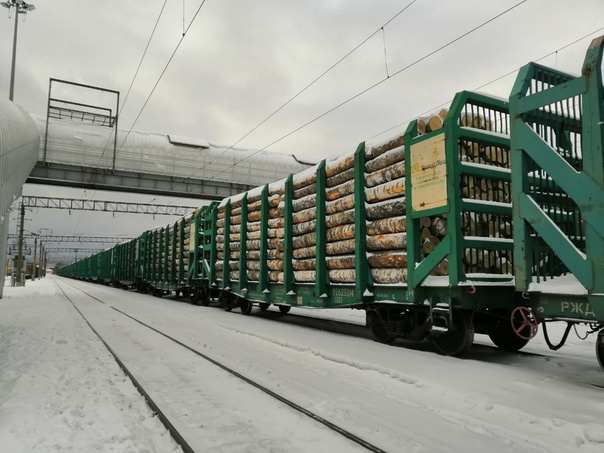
top-left (283, 175), bottom-right (295, 295)
top-left (315, 160), bottom-right (328, 300)
top-left (239, 194), bottom-right (248, 292)
top-left (223, 200), bottom-right (231, 289)
top-left (353, 142), bottom-right (372, 301)
top-left (259, 185), bottom-right (269, 293)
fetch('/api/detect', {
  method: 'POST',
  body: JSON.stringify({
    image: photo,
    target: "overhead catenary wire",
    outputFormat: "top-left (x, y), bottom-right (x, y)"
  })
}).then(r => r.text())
top-left (368, 25), bottom-right (604, 141)
top-left (113, 0), bottom-right (209, 161)
top-left (94, 0), bottom-right (169, 169)
top-left (84, 0), bottom-right (170, 234)
top-left (189, 0), bottom-right (418, 179)
top-left (119, 0), bottom-right (170, 122)
top-left (63, 5), bottom-right (604, 242)
top-left (203, 0), bottom-right (527, 184)
top-left (117, 0), bottom-right (418, 237)
top-left (88, 0), bottom-right (208, 237)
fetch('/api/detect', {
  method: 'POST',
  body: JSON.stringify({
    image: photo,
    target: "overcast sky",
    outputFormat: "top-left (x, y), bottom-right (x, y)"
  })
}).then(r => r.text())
top-left (2, 0), bottom-right (603, 265)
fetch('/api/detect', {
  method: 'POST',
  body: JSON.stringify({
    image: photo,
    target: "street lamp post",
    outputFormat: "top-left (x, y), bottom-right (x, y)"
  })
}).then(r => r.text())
top-left (1, 0), bottom-right (35, 101)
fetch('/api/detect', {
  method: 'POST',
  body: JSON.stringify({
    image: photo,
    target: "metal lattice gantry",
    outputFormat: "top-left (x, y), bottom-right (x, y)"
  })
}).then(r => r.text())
top-left (20, 196), bottom-right (199, 216)
top-left (8, 234), bottom-right (133, 243)
top-left (43, 79), bottom-right (119, 170)
top-left (43, 247), bottom-right (104, 254)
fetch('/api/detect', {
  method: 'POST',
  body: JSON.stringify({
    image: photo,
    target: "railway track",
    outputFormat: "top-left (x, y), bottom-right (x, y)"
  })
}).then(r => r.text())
top-left (54, 281), bottom-right (195, 453)
top-left (55, 278), bottom-right (389, 453)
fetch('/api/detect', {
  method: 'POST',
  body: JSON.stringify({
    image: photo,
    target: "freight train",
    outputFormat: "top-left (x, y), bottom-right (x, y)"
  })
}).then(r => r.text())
top-left (57, 37), bottom-right (604, 371)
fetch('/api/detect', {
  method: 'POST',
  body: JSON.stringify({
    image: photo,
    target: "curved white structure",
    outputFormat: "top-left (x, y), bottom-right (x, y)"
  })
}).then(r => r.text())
top-left (0, 100), bottom-right (39, 296)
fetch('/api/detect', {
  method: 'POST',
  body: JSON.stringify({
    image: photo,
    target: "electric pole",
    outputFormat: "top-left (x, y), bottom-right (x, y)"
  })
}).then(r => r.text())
top-left (15, 203), bottom-right (25, 285)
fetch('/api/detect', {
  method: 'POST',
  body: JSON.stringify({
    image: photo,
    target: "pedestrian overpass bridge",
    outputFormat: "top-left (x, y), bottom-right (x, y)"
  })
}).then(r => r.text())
top-left (28, 113), bottom-right (312, 201)
top-left (0, 98), bottom-right (313, 295)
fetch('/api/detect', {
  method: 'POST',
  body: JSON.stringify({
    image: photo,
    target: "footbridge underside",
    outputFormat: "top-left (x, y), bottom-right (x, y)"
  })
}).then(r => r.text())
top-left (27, 161), bottom-right (253, 201)
top-left (30, 115), bottom-right (313, 200)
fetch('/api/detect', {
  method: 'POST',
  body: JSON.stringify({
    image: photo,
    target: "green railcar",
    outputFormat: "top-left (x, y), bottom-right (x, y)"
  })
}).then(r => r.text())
top-left (135, 210), bottom-right (201, 298)
top-left (510, 36), bottom-right (604, 366)
top-left (196, 37), bottom-right (604, 367)
top-left (54, 36), bottom-right (604, 370)
top-left (111, 239), bottom-right (137, 289)
top-left (201, 88), bottom-right (529, 356)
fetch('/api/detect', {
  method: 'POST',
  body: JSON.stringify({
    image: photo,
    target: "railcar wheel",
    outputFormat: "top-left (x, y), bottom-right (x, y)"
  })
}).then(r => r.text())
top-left (430, 310), bottom-right (474, 357)
top-left (200, 289), bottom-right (210, 307)
top-left (488, 321), bottom-right (530, 352)
top-left (190, 291), bottom-right (201, 306)
top-left (369, 323), bottom-right (396, 344)
top-left (258, 303), bottom-right (270, 311)
top-left (597, 330), bottom-right (604, 372)
top-left (367, 310), bottom-right (395, 344)
top-left (240, 298), bottom-right (253, 315)
top-left (219, 292), bottom-right (234, 312)
top-left (278, 305), bottom-right (291, 314)
top-left (489, 310), bottom-right (537, 352)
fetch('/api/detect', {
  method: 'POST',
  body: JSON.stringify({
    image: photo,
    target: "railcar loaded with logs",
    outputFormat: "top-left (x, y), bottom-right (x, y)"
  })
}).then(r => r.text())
top-left (57, 37), bottom-right (604, 371)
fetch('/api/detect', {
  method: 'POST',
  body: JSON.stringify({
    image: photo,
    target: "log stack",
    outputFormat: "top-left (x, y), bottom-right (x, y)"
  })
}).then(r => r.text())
top-left (415, 209), bottom-right (514, 277)
top-left (417, 108), bottom-right (447, 136)
top-left (292, 169), bottom-right (319, 283)
top-left (410, 108), bottom-right (513, 277)
top-left (290, 133), bottom-right (408, 285)
top-left (212, 103), bottom-right (514, 288)
top-left (165, 225), bottom-right (172, 283)
top-left (182, 216), bottom-right (191, 279)
top-left (459, 109), bottom-right (509, 168)
top-left (416, 215), bottom-right (449, 276)
top-left (154, 228), bottom-right (162, 282)
top-left (324, 154), bottom-right (357, 283)
top-left (174, 222), bottom-right (181, 281)
top-left (459, 110), bottom-right (513, 275)
top-left (266, 189), bottom-right (285, 282)
top-left (215, 206), bottom-right (229, 281)
top-left (215, 199), bottom-right (241, 282)
top-left (364, 135), bottom-right (408, 284)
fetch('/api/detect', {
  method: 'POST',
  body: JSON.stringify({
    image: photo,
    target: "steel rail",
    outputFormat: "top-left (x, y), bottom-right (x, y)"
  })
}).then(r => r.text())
top-left (59, 278), bottom-right (389, 453)
top-left (54, 280), bottom-right (195, 453)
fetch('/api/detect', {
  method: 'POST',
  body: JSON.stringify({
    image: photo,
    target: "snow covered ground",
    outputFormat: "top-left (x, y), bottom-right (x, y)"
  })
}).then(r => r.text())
top-left (1, 276), bottom-right (603, 452)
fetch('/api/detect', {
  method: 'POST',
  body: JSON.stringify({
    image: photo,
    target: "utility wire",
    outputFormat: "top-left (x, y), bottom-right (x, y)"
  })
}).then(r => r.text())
top-left (85, 0), bottom-right (170, 233)
top-left (204, 0), bottom-right (527, 184)
top-left (95, 0), bottom-right (169, 169)
top-left (369, 25), bottom-right (604, 141)
top-left (114, 0), bottom-right (209, 159)
top-left (120, 0), bottom-right (170, 118)
top-left (99, 0), bottom-right (418, 233)
top-left (96, 0), bottom-right (210, 238)
top-left (190, 0), bottom-right (418, 178)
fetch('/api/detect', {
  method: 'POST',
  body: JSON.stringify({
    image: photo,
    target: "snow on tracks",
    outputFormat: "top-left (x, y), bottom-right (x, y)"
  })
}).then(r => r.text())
top-left (0, 278), bottom-right (181, 453)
